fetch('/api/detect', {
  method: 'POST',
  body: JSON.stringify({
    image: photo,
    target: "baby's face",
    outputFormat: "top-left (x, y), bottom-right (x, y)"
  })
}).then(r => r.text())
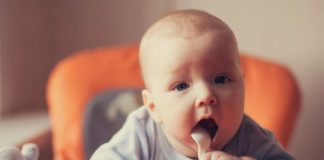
top-left (142, 32), bottom-right (244, 157)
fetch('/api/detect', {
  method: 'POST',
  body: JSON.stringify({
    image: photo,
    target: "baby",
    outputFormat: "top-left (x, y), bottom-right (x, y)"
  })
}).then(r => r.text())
top-left (91, 9), bottom-right (293, 160)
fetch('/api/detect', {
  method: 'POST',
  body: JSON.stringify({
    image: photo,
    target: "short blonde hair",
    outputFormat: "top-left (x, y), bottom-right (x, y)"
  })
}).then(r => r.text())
top-left (139, 9), bottom-right (238, 88)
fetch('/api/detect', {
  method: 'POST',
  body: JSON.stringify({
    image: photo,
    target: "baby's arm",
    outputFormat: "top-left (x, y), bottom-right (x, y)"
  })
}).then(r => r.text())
top-left (200, 151), bottom-right (256, 160)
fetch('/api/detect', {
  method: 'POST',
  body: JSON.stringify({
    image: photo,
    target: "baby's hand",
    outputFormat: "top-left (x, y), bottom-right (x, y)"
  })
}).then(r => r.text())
top-left (200, 151), bottom-right (256, 160)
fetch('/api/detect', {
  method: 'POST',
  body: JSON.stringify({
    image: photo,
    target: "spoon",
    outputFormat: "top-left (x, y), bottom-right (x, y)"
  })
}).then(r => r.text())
top-left (191, 125), bottom-right (211, 158)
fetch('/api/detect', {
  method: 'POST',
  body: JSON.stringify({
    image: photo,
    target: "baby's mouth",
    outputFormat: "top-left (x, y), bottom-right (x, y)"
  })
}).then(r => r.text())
top-left (194, 118), bottom-right (218, 139)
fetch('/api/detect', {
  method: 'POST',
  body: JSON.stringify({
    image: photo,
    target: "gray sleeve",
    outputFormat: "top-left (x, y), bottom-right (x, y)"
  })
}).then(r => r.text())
top-left (241, 116), bottom-right (294, 160)
top-left (261, 143), bottom-right (295, 160)
top-left (90, 110), bottom-right (150, 160)
top-left (249, 132), bottom-right (294, 160)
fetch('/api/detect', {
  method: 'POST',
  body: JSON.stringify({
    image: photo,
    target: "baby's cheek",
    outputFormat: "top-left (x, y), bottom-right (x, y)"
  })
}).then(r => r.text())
top-left (169, 121), bottom-right (190, 138)
top-left (169, 118), bottom-right (193, 140)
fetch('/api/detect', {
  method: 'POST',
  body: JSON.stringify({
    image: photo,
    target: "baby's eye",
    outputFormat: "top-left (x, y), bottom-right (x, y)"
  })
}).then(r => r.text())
top-left (173, 83), bottom-right (189, 91)
top-left (214, 75), bottom-right (231, 84)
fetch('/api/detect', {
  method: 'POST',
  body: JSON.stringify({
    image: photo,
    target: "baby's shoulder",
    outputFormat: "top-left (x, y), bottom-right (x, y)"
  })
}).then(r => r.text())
top-left (127, 106), bottom-right (152, 124)
top-left (240, 115), bottom-right (274, 139)
top-left (236, 115), bottom-right (293, 159)
top-left (123, 106), bottom-right (156, 134)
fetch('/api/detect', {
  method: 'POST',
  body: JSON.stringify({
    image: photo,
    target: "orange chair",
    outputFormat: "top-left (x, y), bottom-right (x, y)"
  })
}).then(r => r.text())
top-left (46, 44), bottom-right (300, 160)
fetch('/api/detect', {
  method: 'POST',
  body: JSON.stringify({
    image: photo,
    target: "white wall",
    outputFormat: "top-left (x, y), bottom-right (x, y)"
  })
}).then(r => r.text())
top-left (0, 0), bottom-right (167, 115)
top-left (169, 1), bottom-right (324, 159)
top-left (0, 0), bottom-right (52, 116)
top-left (49, 0), bottom-right (167, 60)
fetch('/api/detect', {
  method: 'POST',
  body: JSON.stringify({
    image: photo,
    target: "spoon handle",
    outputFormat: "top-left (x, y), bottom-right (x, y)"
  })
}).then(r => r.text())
top-left (191, 126), bottom-right (211, 158)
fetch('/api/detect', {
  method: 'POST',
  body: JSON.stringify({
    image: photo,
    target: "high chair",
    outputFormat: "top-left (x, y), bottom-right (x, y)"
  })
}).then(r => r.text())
top-left (46, 44), bottom-right (300, 160)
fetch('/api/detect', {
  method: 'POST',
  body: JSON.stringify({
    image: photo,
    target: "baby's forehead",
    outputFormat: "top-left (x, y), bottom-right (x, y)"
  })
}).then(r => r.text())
top-left (147, 34), bottom-right (239, 67)
top-left (140, 10), bottom-right (237, 60)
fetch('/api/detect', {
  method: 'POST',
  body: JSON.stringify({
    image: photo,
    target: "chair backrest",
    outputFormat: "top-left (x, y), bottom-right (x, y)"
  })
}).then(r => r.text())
top-left (46, 44), bottom-right (300, 160)
top-left (83, 88), bottom-right (142, 159)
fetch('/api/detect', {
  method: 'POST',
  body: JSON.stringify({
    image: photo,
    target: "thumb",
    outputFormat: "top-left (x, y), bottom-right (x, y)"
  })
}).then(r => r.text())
top-left (199, 152), bottom-right (211, 160)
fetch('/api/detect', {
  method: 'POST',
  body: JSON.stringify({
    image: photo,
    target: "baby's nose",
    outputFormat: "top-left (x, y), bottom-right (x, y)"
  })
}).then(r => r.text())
top-left (197, 95), bottom-right (216, 107)
top-left (195, 85), bottom-right (217, 107)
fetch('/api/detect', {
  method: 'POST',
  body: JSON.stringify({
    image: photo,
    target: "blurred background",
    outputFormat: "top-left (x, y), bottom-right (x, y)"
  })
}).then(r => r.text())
top-left (0, 0), bottom-right (323, 159)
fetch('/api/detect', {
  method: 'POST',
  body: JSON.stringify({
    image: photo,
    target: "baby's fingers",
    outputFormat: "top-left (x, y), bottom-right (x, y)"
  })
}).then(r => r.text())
top-left (200, 151), bottom-right (240, 160)
top-left (240, 156), bottom-right (256, 160)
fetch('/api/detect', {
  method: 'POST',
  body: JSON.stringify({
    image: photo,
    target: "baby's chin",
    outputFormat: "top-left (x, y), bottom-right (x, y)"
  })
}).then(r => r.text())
top-left (177, 137), bottom-right (200, 157)
top-left (180, 142), bottom-right (200, 158)
top-left (170, 134), bottom-right (224, 158)
top-left (163, 129), bottom-right (198, 157)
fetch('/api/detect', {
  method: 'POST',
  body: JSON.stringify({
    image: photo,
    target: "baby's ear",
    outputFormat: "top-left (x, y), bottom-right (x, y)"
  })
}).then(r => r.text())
top-left (142, 89), bottom-right (162, 122)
